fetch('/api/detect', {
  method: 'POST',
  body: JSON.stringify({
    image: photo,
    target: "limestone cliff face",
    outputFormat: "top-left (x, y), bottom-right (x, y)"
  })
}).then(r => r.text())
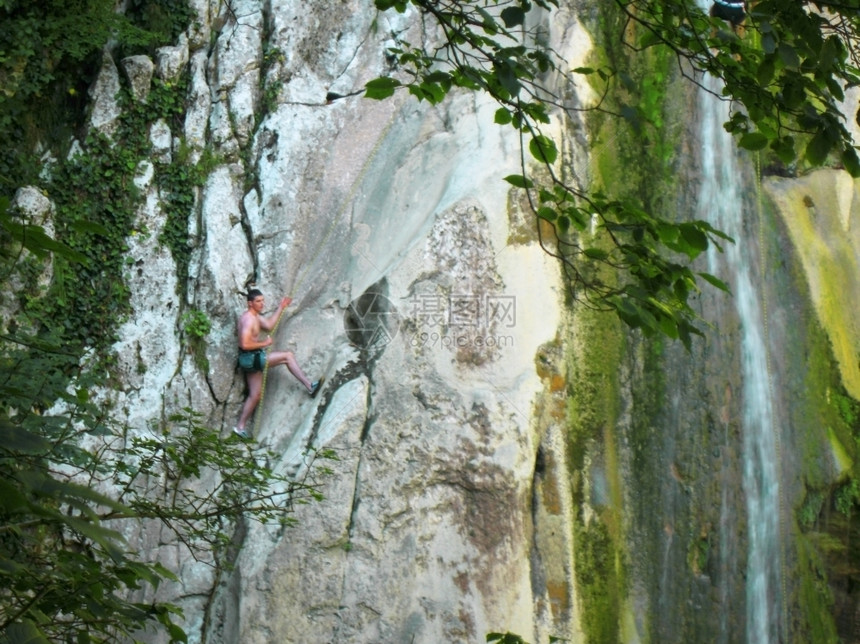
top-left (77, 1), bottom-right (588, 642)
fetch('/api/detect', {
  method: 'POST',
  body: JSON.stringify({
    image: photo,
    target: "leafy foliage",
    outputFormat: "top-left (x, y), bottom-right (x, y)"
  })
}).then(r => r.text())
top-left (616, 0), bottom-right (860, 173)
top-left (0, 329), bottom-right (334, 641)
top-left (0, 0), bottom-right (174, 190)
top-left (835, 478), bottom-right (860, 517)
top-left (12, 73), bottom-right (199, 360)
top-left (124, 0), bottom-right (195, 44)
top-left (0, 185), bottom-right (315, 643)
top-left (181, 309), bottom-right (212, 339)
top-left (368, 0), bottom-right (860, 346)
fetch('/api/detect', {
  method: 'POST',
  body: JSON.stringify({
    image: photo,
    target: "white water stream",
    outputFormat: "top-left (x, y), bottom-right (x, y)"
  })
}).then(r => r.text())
top-left (698, 75), bottom-right (783, 641)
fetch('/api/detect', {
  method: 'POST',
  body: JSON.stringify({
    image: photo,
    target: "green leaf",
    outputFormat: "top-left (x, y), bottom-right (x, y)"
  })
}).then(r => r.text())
top-left (522, 101), bottom-right (550, 124)
top-left (529, 134), bottom-right (558, 164)
top-left (495, 59), bottom-right (521, 97)
top-left (612, 297), bottom-right (644, 330)
top-left (166, 623), bottom-right (188, 643)
top-left (375, 0), bottom-right (407, 11)
top-left (500, 7), bottom-right (526, 28)
top-left (537, 206), bottom-right (557, 221)
top-left (3, 620), bottom-right (50, 644)
top-left (739, 132), bottom-right (769, 151)
top-left (0, 478), bottom-right (29, 513)
top-left (806, 131), bottom-right (832, 165)
top-left (0, 217), bottom-right (88, 263)
top-left (662, 223), bottom-right (707, 259)
top-left (778, 42), bottom-right (801, 70)
top-left (828, 77), bottom-right (845, 102)
top-left (567, 206), bottom-right (589, 230)
top-left (425, 70), bottom-right (452, 89)
top-left (70, 220), bottom-right (110, 236)
top-left (0, 557), bottom-right (25, 575)
top-left (486, 633), bottom-right (527, 644)
top-left (364, 77), bottom-right (401, 100)
top-left (476, 7), bottom-right (499, 33)
top-left (503, 174), bottom-right (534, 189)
top-left (771, 135), bottom-right (796, 163)
top-left (494, 108), bottom-right (512, 125)
top-left (698, 271), bottom-right (731, 293)
top-left (583, 247), bottom-right (609, 260)
top-left (638, 28), bottom-right (662, 49)
top-left (756, 58), bottom-right (775, 86)
top-left (657, 313), bottom-right (680, 339)
top-left (819, 35), bottom-right (841, 73)
top-left (37, 477), bottom-right (130, 517)
top-left (409, 82), bottom-right (446, 104)
top-left (656, 223), bottom-right (679, 244)
top-left (843, 147), bottom-right (860, 177)
top-left (1, 423), bottom-right (51, 454)
top-left (782, 77), bottom-right (806, 110)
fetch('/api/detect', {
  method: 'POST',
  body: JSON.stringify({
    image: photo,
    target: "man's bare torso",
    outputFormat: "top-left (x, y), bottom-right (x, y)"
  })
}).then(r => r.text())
top-left (238, 311), bottom-right (261, 350)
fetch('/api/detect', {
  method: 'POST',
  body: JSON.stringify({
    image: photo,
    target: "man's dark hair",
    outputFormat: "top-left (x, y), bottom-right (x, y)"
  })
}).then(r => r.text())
top-left (247, 288), bottom-right (263, 301)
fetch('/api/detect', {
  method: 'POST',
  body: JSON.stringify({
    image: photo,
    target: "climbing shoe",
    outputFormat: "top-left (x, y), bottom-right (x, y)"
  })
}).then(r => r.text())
top-left (233, 427), bottom-right (251, 440)
top-left (309, 378), bottom-right (323, 398)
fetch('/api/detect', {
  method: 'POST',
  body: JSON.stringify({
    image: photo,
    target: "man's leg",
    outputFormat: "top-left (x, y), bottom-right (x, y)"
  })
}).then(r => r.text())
top-left (268, 350), bottom-right (313, 391)
top-left (237, 371), bottom-right (263, 431)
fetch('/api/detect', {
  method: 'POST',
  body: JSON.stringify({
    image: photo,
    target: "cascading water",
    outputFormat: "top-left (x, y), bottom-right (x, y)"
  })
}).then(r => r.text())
top-left (698, 71), bottom-right (784, 641)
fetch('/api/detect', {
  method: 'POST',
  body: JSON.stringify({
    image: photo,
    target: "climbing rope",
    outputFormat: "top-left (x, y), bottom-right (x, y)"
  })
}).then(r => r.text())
top-left (754, 149), bottom-right (790, 640)
top-left (251, 299), bottom-right (290, 437)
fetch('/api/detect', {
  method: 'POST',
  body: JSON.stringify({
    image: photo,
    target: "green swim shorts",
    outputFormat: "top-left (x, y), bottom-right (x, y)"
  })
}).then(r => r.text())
top-left (238, 349), bottom-right (266, 373)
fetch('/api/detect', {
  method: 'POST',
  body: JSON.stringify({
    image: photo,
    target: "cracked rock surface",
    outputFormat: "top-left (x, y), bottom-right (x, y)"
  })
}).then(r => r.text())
top-left (88, 1), bottom-right (583, 642)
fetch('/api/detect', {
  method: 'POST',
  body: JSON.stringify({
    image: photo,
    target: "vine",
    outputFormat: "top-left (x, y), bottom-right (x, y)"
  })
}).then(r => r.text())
top-left (20, 72), bottom-right (198, 361)
top-left (182, 308), bottom-right (212, 370)
top-left (2, 1), bottom-right (198, 360)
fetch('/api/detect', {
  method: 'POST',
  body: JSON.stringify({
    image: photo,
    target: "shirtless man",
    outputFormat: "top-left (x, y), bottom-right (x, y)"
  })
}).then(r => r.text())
top-left (234, 289), bottom-right (322, 438)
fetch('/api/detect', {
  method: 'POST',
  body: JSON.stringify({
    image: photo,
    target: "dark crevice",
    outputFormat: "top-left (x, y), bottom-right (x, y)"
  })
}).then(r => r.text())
top-left (529, 443), bottom-right (547, 608)
top-left (305, 357), bottom-right (368, 448)
top-left (237, 188), bottom-right (260, 287)
top-left (201, 515), bottom-right (249, 643)
top-left (344, 378), bottom-right (374, 546)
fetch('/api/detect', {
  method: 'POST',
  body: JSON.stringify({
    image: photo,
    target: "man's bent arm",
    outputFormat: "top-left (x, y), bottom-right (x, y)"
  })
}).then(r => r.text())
top-left (238, 316), bottom-right (272, 351)
top-left (260, 297), bottom-right (291, 331)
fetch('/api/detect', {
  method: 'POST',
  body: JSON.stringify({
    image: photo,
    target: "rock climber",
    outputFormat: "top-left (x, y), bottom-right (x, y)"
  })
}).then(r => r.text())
top-left (710, 0), bottom-right (746, 29)
top-left (234, 289), bottom-right (322, 439)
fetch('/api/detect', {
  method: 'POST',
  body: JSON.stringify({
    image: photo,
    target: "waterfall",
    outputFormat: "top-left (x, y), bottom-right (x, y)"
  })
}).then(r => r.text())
top-left (698, 75), bottom-right (783, 641)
